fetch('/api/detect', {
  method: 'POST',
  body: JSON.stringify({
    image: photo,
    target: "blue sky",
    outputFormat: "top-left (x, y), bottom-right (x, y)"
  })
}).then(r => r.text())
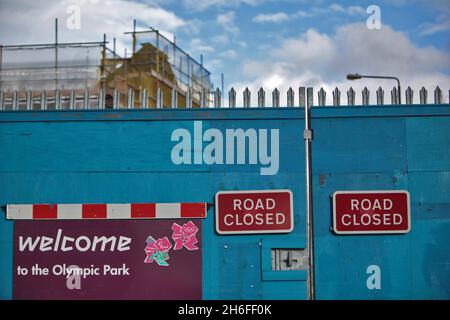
top-left (1, 0), bottom-right (449, 104)
top-left (168, 0), bottom-right (450, 84)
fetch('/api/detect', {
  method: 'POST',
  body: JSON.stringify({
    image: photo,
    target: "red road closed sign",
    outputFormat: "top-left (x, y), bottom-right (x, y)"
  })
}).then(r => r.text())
top-left (333, 190), bottom-right (411, 235)
top-left (215, 190), bottom-right (294, 235)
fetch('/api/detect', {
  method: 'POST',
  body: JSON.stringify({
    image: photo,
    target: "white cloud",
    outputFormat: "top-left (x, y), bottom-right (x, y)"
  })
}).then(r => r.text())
top-left (251, 4), bottom-right (366, 26)
top-left (252, 12), bottom-right (290, 23)
top-left (205, 58), bottom-right (224, 73)
top-left (238, 41), bottom-right (248, 48)
top-left (214, 11), bottom-right (240, 47)
top-left (293, 10), bottom-right (312, 18)
top-left (219, 49), bottom-right (238, 59)
top-left (417, 0), bottom-right (450, 37)
top-left (329, 4), bottom-right (346, 13)
top-left (230, 23), bottom-right (450, 105)
top-left (0, 0), bottom-right (186, 56)
top-left (183, 0), bottom-right (266, 11)
top-left (427, 0), bottom-right (450, 13)
top-left (309, 3), bottom-right (366, 17)
top-left (419, 20), bottom-right (450, 36)
top-left (347, 6), bottom-right (366, 15)
top-left (217, 11), bottom-right (239, 35)
top-left (329, 3), bottom-right (365, 15)
top-left (211, 34), bottom-right (229, 45)
top-left (332, 23), bottom-right (450, 75)
top-left (386, 0), bottom-right (450, 37)
top-left (273, 29), bottom-right (336, 70)
top-left (190, 38), bottom-right (215, 54)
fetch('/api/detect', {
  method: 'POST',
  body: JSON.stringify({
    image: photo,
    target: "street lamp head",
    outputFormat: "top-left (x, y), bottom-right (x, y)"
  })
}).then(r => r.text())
top-left (347, 73), bottom-right (362, 80)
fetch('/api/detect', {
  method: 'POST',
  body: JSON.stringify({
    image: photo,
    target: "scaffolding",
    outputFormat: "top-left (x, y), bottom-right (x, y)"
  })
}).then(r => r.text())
top-left (0, 42), bottom-right (104, 91)
top-left (0, 22), bottom-right (212, 109)
top-left (103, 27), bottom-right (212, 108)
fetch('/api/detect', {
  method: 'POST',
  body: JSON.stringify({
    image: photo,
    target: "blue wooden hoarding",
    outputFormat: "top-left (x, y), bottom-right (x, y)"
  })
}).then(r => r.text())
top-left (0, 105), bottom-right (449, 299)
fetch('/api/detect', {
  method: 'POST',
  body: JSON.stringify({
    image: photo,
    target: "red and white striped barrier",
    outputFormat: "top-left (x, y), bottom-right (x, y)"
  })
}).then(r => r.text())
top-left (6, 203), bottom-right (207, 220)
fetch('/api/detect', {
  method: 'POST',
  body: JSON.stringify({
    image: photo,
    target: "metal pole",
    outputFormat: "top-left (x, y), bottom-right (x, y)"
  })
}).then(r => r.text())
top-left (173, 35), bottom-right (176, 63)
top-left (221, 73), bottom-right (224, 108)
top-left (156, 30), bottom-right (159, 69)
top-left (132, 19), bottom-right (136, 55)
top-left (304, 87), bottom-right (315, 300)
top-left (0, 45), bottom-right (3, 92)
top-left (55, 18), bottom-right (58, 90)
top-left (101, 33), bottom-right (106, 96)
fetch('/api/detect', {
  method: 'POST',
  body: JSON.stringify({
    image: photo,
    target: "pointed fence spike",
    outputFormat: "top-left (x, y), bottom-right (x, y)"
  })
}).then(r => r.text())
top-left (157, 87), bottom-right (163, 109)
top-left (41, 91), bottom-right (47, 110)
top-left (202, 89), bottom-right (208, 108)
top-left (258, 87), bottom-right (265, 108)
top-left (205, 90), bottom-right (210, 108)
top-left (12, 91), bottom-right (18, 110)
top-left (272, 88), bottom-right (280, 108)
top-left (97, 89), bottom-right (104, 110)
top-left (186, 88), bottom-right (192, 109)
top-left (99, 90), bottom-right (103, 110)
top-left (200, 90), bottom-right (205, 108)
top-left (55, 90), bottom-right (62, 110)
top-left (318, 87), bottom-right (326, 106)
top-left (0, 91), bottom-right (4, 110)
top-left (434, 86), bottom-right (442, 104)
top-left (113, 89), bottom-right (119, 109)
top-left (362, 87), bottom-right (370, 106)
top-left (171, 88), bottom-right (177, 108)
top-left (84, 90), bottom-right (90, 110)
top-left (332, 87), bottom-right (341, 106)
top-left (376, 86), bottom-right (384, 105)
top-left (69, 90), bottom-right (75, 110)
top-left (214, 88), bottom-right (221, 108)
top-left (142, 89), bottom-right (149, 109)
top-left (127, 88), bottom-right (134, 109)
top-left (243, 87), bottom-right (251, 108)
top-left (347, 87), bottom-right (355, 106)
top-left (229, 87), bottom-right (236, 108)
top-left (391, 86), bottom-right (399, 105)
top-left (157, 88), bottom-right (161, 109)
top-left (26, 90), bottom-right (32, 110)
top-left (419, 87), bottom-right (428, 104)
top-left (287, 87), bottom-right (294, 107)
top-left (405, 86), bottom-right (413, 105)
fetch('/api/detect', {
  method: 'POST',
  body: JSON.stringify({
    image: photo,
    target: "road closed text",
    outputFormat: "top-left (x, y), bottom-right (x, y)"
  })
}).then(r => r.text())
top-left (341, 198), bottom-right (404, 226)
top-left (224, 197), bottom-right (286, 226)
top-left (333, 190), bottom-right (410, 234)
top-left (215, 190), bottom-right (293, 234)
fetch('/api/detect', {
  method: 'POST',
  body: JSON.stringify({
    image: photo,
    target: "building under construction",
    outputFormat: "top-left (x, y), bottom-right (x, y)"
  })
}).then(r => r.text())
top-left (0, 23), bottom-right (212, 109)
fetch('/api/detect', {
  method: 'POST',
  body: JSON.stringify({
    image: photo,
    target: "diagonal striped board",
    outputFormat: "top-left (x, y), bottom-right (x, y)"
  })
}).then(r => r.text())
top-left (6, 203), bottom-right (207, 220)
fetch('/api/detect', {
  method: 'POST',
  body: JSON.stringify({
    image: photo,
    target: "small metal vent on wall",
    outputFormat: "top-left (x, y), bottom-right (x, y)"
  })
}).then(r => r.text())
top-left (271, 248), bottom-right (308, 271)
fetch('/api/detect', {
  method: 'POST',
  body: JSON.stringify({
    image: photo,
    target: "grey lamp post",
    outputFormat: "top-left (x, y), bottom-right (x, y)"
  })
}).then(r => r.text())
top-left (347, 73), bottom-right (401, 104)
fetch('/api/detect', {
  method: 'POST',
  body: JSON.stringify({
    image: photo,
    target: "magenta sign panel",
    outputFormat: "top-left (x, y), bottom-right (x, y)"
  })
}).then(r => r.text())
top-left (13, 220), bottom-right (202, 299)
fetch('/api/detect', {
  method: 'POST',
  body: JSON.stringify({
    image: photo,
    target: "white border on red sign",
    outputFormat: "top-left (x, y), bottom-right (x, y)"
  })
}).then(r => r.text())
top-left (215, 189), bottom-right (294, 235)
top-left (332, 190), bottom-right (411, 235)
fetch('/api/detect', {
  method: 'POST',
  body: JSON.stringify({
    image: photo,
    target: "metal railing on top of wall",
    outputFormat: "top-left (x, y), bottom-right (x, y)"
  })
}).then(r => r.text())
top-left (0, 86), bottom-right (448, 111)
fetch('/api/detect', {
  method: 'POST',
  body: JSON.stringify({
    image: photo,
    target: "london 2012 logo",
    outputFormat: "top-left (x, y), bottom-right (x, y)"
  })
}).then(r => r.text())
top-left (144, 221), bottom-right (199, 267)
